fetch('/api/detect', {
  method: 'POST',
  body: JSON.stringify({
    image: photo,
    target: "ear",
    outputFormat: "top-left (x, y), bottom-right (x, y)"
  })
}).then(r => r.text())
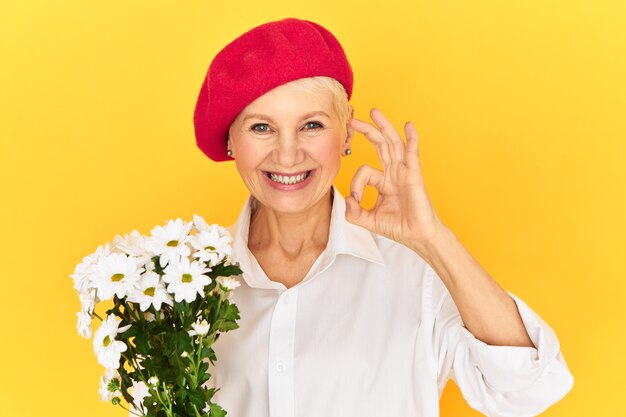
top-left (344, 105), bottom-right (355, 151)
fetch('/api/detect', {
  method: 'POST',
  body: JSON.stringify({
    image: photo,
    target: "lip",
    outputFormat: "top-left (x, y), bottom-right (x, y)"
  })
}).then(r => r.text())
top-left (263, 170), bottom-right (310, 176)
top-left (261, 169), bottom-right (315, 191)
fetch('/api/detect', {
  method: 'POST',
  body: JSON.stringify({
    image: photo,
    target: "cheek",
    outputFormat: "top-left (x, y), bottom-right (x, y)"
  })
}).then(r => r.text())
top-left (232, 146), bottom-right (262, 182)
top-left (310, 136), bottom-right (342, 167)
top-left (235, 154), bottom-right (261, 179)
top-left (233, 138), bottom-right (266, 168)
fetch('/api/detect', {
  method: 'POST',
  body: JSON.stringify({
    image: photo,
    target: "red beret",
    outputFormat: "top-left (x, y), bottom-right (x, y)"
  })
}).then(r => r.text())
top-left (193, 17), bottom-right (354, 162)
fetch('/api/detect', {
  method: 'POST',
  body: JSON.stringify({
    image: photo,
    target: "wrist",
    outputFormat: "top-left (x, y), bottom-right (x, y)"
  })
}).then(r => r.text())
top-left (405, 221), bottom-right (456, 264)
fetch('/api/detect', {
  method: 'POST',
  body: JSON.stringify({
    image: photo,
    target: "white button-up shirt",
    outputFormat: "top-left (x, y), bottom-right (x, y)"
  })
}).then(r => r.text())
top-left (209, 185), bottom-right (574, 417)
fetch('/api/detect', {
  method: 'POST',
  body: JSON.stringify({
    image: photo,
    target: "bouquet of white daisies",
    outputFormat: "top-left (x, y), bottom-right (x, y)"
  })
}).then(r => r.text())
top-left (70, 215), bottom-right (242, 417)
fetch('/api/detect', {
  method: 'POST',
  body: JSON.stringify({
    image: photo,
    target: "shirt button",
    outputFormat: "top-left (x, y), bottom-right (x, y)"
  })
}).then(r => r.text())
top-left (276, 362), bottom-right (285, 372)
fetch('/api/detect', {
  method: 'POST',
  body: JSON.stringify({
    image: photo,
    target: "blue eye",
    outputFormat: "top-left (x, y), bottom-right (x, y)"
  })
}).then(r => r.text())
top-left (250, 121), bottom-right (323, 134)
top-left (251, 123), bottom-right (270, 133)
top-left (305, 121), bottom-right (323, 130)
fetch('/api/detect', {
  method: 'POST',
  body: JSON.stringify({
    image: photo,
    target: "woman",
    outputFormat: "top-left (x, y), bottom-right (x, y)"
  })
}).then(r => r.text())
top-left (193, 17), bottom-right (574, 417)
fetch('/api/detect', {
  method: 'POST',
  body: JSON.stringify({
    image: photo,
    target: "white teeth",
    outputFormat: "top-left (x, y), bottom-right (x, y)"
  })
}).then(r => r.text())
top-left (268, 171), bottom-right (310, 185)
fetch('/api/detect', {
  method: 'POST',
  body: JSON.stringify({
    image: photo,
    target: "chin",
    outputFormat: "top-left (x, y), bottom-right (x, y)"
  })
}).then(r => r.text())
top-left (251, 176), bottom-right (333, 215)
top-left (257, 190), bottom-right (322, 215)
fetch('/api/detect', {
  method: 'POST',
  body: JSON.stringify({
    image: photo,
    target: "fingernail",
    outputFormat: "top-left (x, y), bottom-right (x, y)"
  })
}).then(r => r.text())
top-left (351, 192), bottom-right (360, 202)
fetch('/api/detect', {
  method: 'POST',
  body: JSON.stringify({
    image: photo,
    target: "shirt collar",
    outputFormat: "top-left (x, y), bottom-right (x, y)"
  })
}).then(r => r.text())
top-left (228, 185), bottom-right (385, 289)
top-left (326, 185), bottom-right (385, 266)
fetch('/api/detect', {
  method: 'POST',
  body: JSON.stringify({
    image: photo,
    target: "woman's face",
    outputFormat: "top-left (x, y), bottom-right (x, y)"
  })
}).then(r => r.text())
top-left (227, 82), bottom-right (354, 215)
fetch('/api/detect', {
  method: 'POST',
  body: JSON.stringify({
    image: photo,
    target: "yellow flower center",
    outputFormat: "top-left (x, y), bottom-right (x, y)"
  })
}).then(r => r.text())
top-left (205, 245), bottom-right (216, 251)
top-left (167, 240), bottom-right (178, 247)
top-left (103, 335), bottom-right (111, 347)
top-left (182, 273), bottom-right (193, 283)
top-left (111, 273), bottom-right (124, 282)
top-left (144, 287), bottom-right (155, 297)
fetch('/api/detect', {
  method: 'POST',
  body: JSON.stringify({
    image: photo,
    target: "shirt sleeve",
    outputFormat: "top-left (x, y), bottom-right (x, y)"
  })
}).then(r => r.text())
top-left (431, 279), bottom-right (574, 417)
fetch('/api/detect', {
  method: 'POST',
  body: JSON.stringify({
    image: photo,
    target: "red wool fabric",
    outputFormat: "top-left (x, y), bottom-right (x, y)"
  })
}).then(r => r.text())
top-left (193, 17), bottom-right (354, 162)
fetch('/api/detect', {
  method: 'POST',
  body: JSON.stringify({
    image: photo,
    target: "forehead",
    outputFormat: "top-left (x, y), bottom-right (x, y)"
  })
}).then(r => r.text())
top-left (237, 83), bottom-right (335, 120)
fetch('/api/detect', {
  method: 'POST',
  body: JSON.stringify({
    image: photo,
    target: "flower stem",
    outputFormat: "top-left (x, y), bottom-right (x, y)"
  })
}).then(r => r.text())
top-left (192, 403), bottom-right (203, 417)
top-left (148, 382), bottom-right (173, 417)
top-left (126, 302), bottom-right (141, 322)
top-left (117, 402), bottom-right (144, 417)
top-left (154, 305), bottom-right (163, 325)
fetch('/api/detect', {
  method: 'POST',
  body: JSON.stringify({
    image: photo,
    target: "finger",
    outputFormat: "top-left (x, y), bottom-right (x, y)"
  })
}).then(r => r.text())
top-left (370, 108), bottom-right (405, 163)
top-left (345, 192), bottom-right (375, 231)
top-left (349, 117), bottom-right (391, 167)
top-left (350, 164), bottom-right (384, 203)
top-left (404, 121), bottom-right (420, 170)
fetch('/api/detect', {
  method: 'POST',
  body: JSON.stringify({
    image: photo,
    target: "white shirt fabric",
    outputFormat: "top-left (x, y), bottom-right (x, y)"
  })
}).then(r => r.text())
top-left (207, 185), bottom-right (574, 417)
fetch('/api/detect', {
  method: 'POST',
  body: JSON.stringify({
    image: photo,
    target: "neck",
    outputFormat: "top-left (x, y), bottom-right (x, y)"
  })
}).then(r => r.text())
top-left (248, 188), bottom-right (333, 258)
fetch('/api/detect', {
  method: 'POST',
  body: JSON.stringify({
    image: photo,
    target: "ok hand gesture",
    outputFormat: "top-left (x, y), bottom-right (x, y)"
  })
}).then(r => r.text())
top-left (345, 108), bottom-right (447, 255)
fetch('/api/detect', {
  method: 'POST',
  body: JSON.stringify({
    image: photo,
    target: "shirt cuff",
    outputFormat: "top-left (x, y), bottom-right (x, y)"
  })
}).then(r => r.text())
top-left (460, 291), bottom-right (563, 392)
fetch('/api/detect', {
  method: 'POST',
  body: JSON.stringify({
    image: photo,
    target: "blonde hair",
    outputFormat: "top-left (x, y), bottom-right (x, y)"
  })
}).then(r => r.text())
top-left (283, 76), bottom-right (352, 129)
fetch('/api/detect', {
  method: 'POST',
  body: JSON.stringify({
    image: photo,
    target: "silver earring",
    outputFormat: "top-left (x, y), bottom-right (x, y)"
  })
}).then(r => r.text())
top-left (345, 148), bottom-right (352, 156)
top-left (227, 149), bottom-right (233, 157)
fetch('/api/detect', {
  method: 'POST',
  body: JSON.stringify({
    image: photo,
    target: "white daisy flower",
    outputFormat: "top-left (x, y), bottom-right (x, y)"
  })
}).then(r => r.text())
top-left (190, 226), bottom-right (233, 267)
top-left (129, 380), bottom-right (149, 413)
top-left (98, 368), bottom-right (122, 402)
top-left (192, 214), bottom-right (213, 233)
top-left (143, 259), bottom-right (156, 272)
top-left (127, 271), bottom-right (173, 311)
top-left (112, 230), bottom-right (147, 257)
top-left (93, 314), bottom-right (131, 370)
top-left (188, 319), bottom-right (211, 337)
top-left (112, 229), bottom-right (154, 268)
top-left (71, 243), bottom-right (112, 295)
top-left (162, 257), bottom-right (211, 303)
top-left (217, 277), bottom-right (241, 292)
top-left (193, 215), bottom-right (232, 245)
top-left (78, 287), bottom-right (97, 314)
top-left (76, 310), bottom-right (92, 339)
top-left (221, 254), bottom-right (238, 267)
top-left (147, 218), bottom-right (193, 268)
top-left (91, 253), bottom-right (144, 301)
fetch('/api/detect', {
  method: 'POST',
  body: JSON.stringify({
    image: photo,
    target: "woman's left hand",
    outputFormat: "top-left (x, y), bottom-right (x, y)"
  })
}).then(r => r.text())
top-left (345, 108), bottom-right (447, 254)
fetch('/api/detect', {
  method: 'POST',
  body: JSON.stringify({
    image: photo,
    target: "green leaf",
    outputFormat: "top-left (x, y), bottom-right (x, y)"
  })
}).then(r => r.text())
top-left (221, 321), bottom-right (240, 331)
top-left (209, 403), bottom-right (228, 417)
top-left (204, 387), bottom-right (217, 402)
top-left (151, 255), bottom-right (165, 275)
top-left (210, 263), bottom-right (242, 278)
top-left (198, 361), bottom-right (209, 376)
top-left (187, 388), bottom-right (205, 409)
top-left (166, 330), bottom-right (193, 354)
top-left (222, 303), bottom-right (241, 321)
top-left (206, 348), bottom-right (217, 363)
top-left (133, 331), bottom-right (151, 355)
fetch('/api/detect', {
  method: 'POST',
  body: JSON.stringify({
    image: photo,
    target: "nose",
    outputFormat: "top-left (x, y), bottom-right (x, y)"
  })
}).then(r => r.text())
top-left (272, 133), bottom-right (304, 168)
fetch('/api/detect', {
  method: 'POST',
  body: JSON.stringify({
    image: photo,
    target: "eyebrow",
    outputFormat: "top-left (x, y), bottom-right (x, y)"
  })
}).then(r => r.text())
top-left (243, 111), bottom-right (331, 123)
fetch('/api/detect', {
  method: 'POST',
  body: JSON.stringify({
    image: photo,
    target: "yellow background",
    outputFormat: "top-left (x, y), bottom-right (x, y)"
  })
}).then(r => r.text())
top-left (1, 0), bottom-right (624, 415)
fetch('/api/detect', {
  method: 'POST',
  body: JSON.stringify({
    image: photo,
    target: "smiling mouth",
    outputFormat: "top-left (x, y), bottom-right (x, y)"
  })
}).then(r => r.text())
top-left (263, 170), bottom-right (312, 185)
